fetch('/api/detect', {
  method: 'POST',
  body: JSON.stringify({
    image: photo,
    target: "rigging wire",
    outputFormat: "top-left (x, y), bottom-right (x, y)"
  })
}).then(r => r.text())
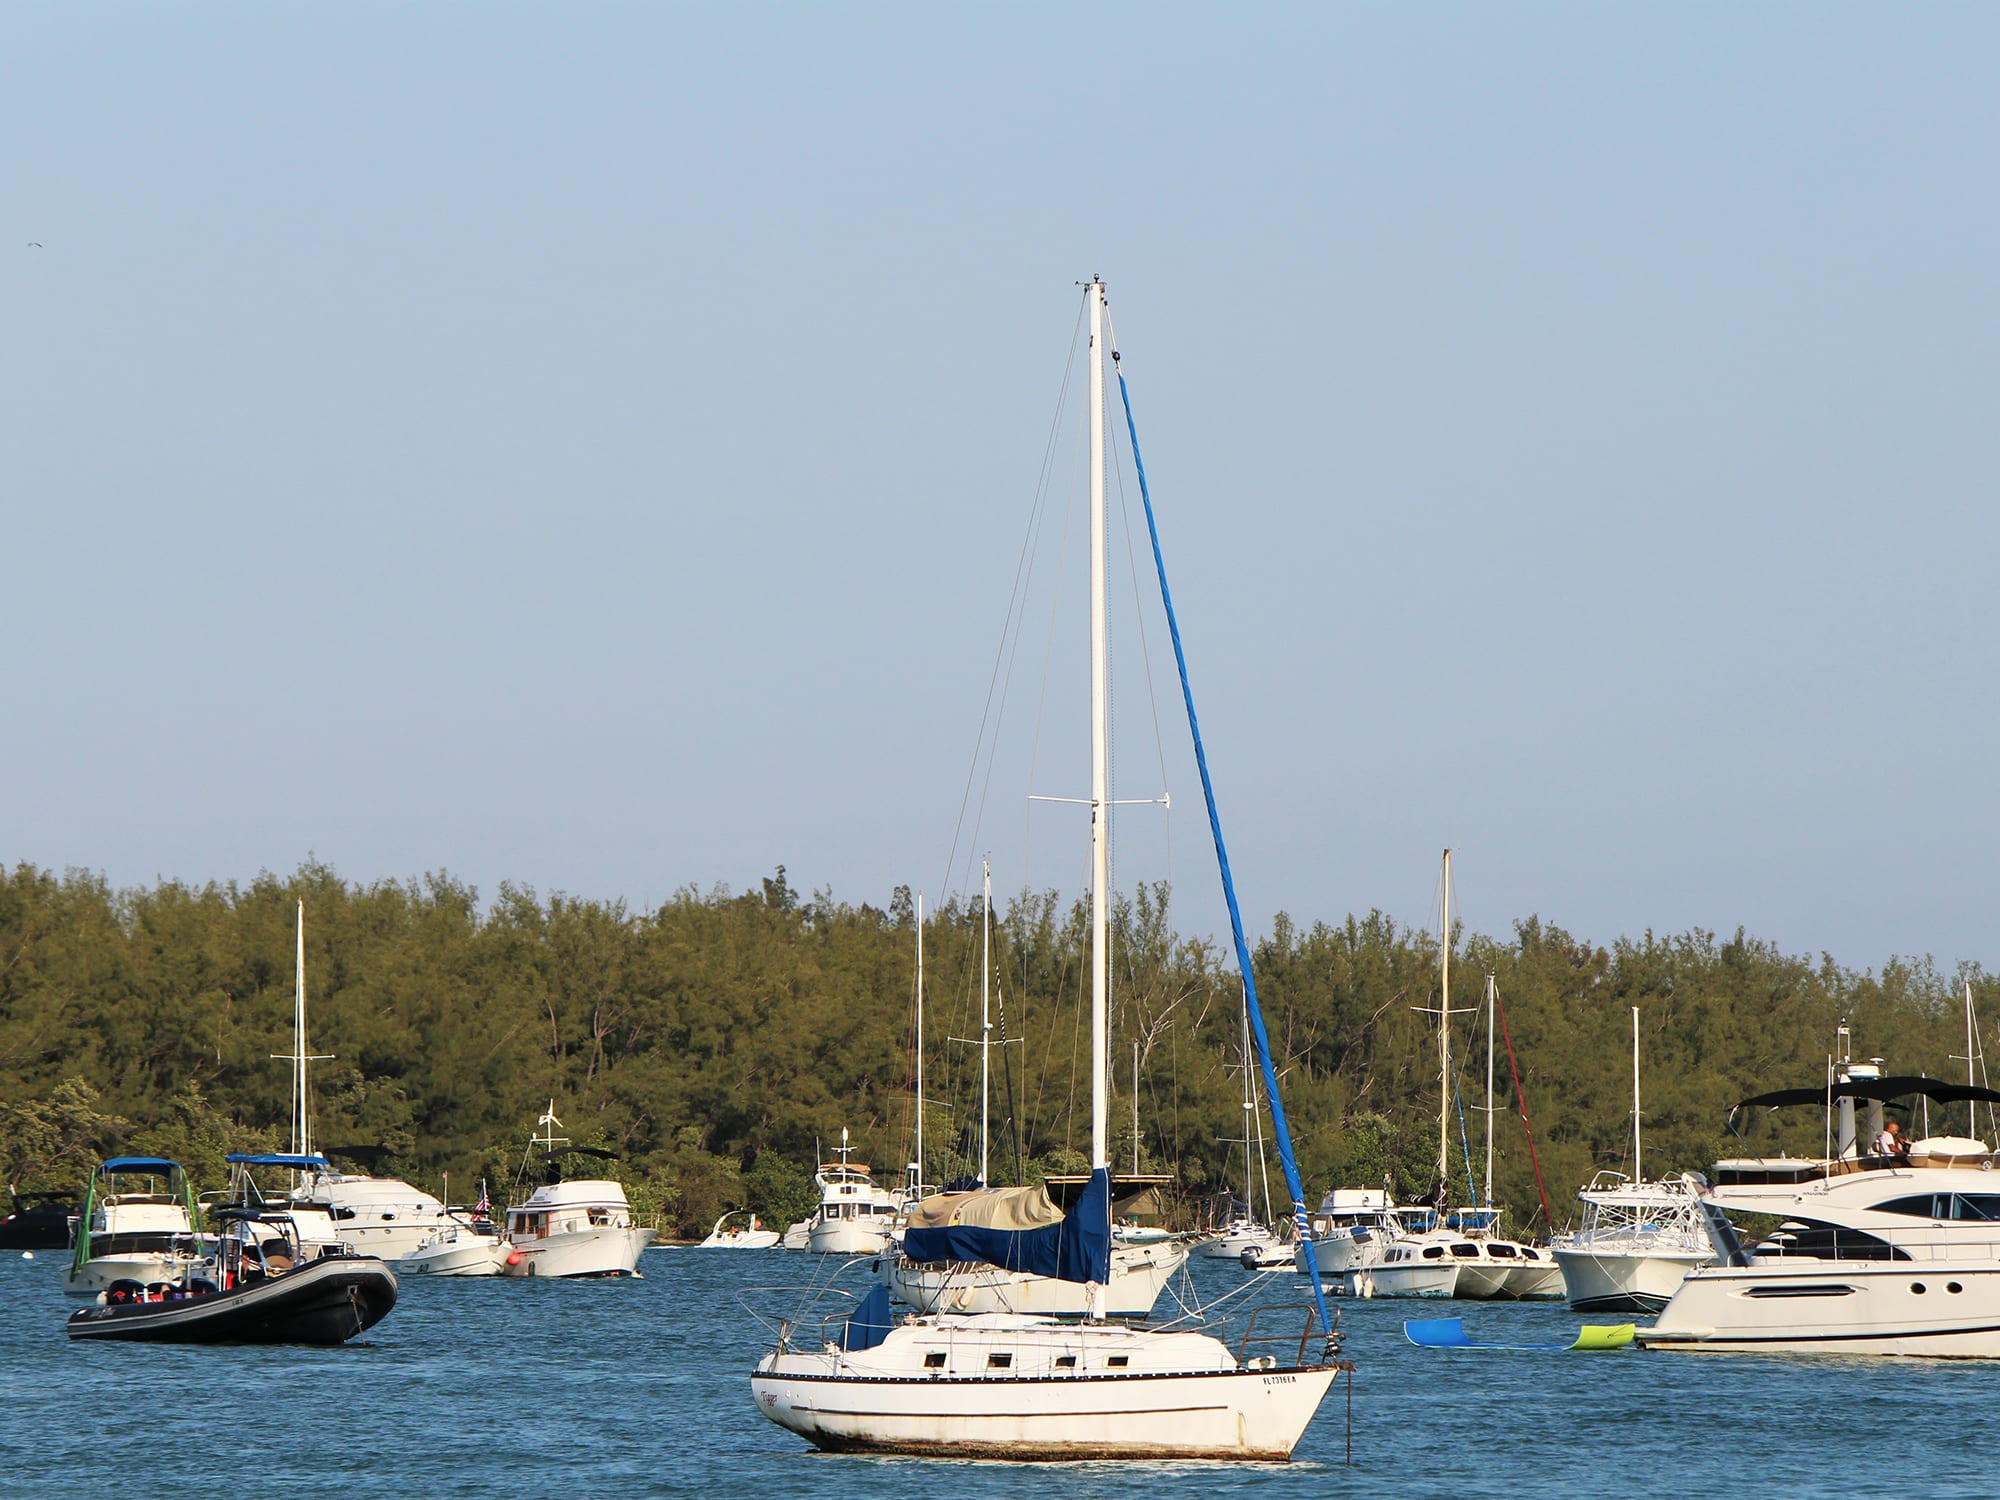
top-left (938, 297), bottom-right (1087, 910)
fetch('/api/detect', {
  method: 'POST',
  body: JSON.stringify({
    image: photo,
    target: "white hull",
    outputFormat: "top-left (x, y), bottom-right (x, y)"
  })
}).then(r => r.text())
top-left (700, 1230), bottom-right (782, 1250)
top-left (1201, 1224), bottom-right (1283, 1262)
top-left (504, 1226), bottom-right (655, 1278)
top-left (886, 1239), bottom-right (1189, 1317)
top-left (753, 1317), bottom-right (1338, 1461)
top-left (1553, 1243), bottom-right (1709, 1312)
top-left (401, 1236), bottom-right (512, 1277)
top-left (1355, 1260), bottom-right (1460, 1298)
top-left (64, 1251), bottom-right (207, 1297)
top-left (1639, 1259), bottom-right (2000, 1357)
top-left (809, 1219), bottom-right (893, 1256)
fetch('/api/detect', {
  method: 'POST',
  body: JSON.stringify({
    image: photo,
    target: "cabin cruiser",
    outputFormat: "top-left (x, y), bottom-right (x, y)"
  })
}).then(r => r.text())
top-left (1550, 1172), bottom-right (1714, 1313)
top-left (501, 1106), bottom-right (656, 1277)
top-left (1640, 1044), bottom-right (2000, 1355)
top-left (1293, 1187), bottom-right (1398, 1279)
top-left (64, 1158), bottom-right (212, 1297)
top-left (806, 1134), bottom-right (904, 1255)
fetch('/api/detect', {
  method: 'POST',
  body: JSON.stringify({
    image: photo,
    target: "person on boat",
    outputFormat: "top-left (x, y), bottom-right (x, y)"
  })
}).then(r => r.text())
top-left (1873, 1119), bottom-right (1911, 1165)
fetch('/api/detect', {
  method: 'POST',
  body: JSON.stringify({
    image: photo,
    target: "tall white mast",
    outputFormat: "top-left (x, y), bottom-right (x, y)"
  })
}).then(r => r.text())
top-left (1088, 276), bottom-right (1110, 1319)
top-left (1483, 973), bottom-right (1496, 1211)
top-left (1089, 278), bottom-right (1110, 1177)
top-left (980, 860), bottom-right (992, 1189)
top-left (1632, 1005), bottom-right (1643, 1183)
top-left (295, 901), bottom-right (309, 1157)
top-left (1437, 850), bottom-right (1452, 1200)
top-left (915, 893), bottom-right (925, 1195)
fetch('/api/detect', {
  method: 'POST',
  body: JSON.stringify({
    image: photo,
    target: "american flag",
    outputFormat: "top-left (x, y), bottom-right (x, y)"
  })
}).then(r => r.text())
top-left (473, 1182), bottom-right (491, 1216)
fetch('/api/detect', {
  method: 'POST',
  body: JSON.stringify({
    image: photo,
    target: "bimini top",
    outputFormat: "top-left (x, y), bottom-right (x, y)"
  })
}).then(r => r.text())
top-left (225, 1154), bottom-right (333, 1171)
top-left (1736, 1077), bottom-right (2000, 1112)
top-left (101, 1157), bottom-right (187, 1176)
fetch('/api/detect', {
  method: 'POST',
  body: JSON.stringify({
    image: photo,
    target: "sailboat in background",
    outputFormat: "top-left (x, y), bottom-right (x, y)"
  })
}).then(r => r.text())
top-left (750, 278), bottom-right (1341, 1460)
top-left (253, 902), bottom-right (458, 1262)
top-left (1361, 853), bottom-right (1560, 1300)
top-left (1202, 991), bottom-right (1285, 1265)
top-left (881, 862), bottom-right (1189, 1315)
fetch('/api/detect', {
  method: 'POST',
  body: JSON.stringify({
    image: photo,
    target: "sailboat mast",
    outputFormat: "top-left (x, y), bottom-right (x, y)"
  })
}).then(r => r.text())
top-left (1438, 849), bottom-right (1451, 1197)
top-left (1483, 973), bottom-right (1495, 1210)
top-left (915, 893), bottom-right (925, 1194)
top-left (1632, 1006), bottom-right (1643, 1182)
top-left (294, 901), bottom-right (309, 1158)
top-left (981, 860), bottom-right (992, 1188)
top-left (1088, 277), bottom-right (1110, 1178)
top-left (1241, 993), bottom-right (1255, 1216)
top-left (1968, 981), bottom-right (1978, 1141)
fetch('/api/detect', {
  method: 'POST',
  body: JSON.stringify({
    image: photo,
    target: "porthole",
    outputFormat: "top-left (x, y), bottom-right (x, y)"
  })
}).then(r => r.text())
top-left (1948, 1282), bottom-right (1965, 1294)
top-left (1911, 1282), bottom-right (1928, 1295)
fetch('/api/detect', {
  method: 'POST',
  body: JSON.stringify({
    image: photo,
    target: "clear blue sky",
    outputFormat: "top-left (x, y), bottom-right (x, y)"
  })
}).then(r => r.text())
top-left (7, 4), bottom-right (1997, 970)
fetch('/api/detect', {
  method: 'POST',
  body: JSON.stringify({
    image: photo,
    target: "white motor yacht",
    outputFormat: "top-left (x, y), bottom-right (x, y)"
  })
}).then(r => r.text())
top-left (805, 1134), bottom-right (903, 1255)
top-left (1551, 1009), bottom-right (1713, 1311)
top-left (1551, 1172), bottom-right (1713, 1313)
top-left (1293, 1187), bottom-right (1397, 1278)
top-left (1641, 1040), bottom-right (2000, 1355)
top-left (501, 1105), bottom-right (655, 1278)
top-left (64, 1158), bottom-right (212, 1297)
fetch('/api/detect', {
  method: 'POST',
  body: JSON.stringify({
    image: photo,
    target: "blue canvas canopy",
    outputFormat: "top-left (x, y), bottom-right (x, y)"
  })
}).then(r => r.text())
top-left (225, 1154), bottom-right (332, 1170)
top-left (101, 1157), bottom-right (186, 1175)
top-left (901, 1166), bottom-right (1112, 1286)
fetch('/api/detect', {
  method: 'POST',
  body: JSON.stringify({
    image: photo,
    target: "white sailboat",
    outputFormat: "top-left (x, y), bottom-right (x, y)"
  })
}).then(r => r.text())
top-left (750, 278), bottom-right (1341, 1460)
top-left (1362, 855), bottom-right (1560, 1300)
top-left (1202, 994), bottom-right (1285, 1265)
top-left (260, 903), bottom-right (462, 1262)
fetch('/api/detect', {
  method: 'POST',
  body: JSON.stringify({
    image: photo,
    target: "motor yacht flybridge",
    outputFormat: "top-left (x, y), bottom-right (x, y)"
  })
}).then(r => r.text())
top-left (1640, 1024), bottom-right (2000, 1356)
top-left (749, 279), bottom-right (1344, 1460)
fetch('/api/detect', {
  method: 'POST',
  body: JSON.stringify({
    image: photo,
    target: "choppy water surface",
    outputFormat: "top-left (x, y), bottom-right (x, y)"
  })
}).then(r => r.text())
top-left (4, 1249), bottom-right (1992, 1498)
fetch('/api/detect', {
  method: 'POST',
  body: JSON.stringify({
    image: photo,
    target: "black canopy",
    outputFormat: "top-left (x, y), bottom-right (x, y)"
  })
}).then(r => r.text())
top-left (1736, 1075), bottom-right (2000, 1112)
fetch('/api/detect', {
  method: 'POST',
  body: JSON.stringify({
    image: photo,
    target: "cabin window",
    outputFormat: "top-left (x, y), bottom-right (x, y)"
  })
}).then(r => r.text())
top-left (1450, 1244), bottom-right (1479, 1259)
top-left (987, 1353), bottom-right (1012, 1369)
top-left (1055, 1355), bottom-right (1077, 1369)
top-left (1488, 1243), bottom-right (1517, 1258)
top-left (1106, 1355), bottom-right (1130, 1368)
top-left (1421, 1246), bottom-right (1444, 1260)
top-left (923, 1351), bottom-right (947, 1368)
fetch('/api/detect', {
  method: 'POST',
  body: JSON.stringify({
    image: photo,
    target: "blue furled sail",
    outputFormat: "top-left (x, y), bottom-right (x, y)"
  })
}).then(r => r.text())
top-left (900, 1166), bottom-right (1112, 1285)
top-left (1114, 365), bottom-right (1336, 1349)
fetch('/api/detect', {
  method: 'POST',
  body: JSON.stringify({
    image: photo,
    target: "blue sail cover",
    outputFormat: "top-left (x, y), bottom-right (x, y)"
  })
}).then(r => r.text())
top-left (901, 1166), bottom-right (1112, 1285)
top-left (841, 1285), bottom-right (896, 1351)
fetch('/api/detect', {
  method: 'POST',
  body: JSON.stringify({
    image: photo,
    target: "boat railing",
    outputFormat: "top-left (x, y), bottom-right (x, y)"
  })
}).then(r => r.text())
top-left (1237, 1302), bottom-right (1338, 1368)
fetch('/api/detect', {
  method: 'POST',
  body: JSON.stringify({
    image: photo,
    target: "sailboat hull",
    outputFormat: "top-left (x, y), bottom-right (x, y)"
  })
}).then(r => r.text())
top-left (753, 1362), bottom-right (1339, 1461)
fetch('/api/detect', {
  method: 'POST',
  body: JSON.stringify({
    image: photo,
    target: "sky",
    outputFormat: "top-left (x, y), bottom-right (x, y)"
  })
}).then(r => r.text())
top-left (6, 3), bottom-right (1998, 971)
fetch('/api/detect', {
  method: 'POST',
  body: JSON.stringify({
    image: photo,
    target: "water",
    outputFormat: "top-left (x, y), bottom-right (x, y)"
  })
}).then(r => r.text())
top-left (4, 1249), bottom-right (1992, 1498)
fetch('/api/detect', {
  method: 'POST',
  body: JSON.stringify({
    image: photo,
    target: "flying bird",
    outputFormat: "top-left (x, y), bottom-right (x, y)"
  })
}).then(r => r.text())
top-left (26, 242), bottom-right (42, 248)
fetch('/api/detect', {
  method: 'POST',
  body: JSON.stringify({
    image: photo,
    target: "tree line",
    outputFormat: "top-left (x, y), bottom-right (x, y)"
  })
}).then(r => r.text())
top-left (2, 859), bottom-right (1991, 1238)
